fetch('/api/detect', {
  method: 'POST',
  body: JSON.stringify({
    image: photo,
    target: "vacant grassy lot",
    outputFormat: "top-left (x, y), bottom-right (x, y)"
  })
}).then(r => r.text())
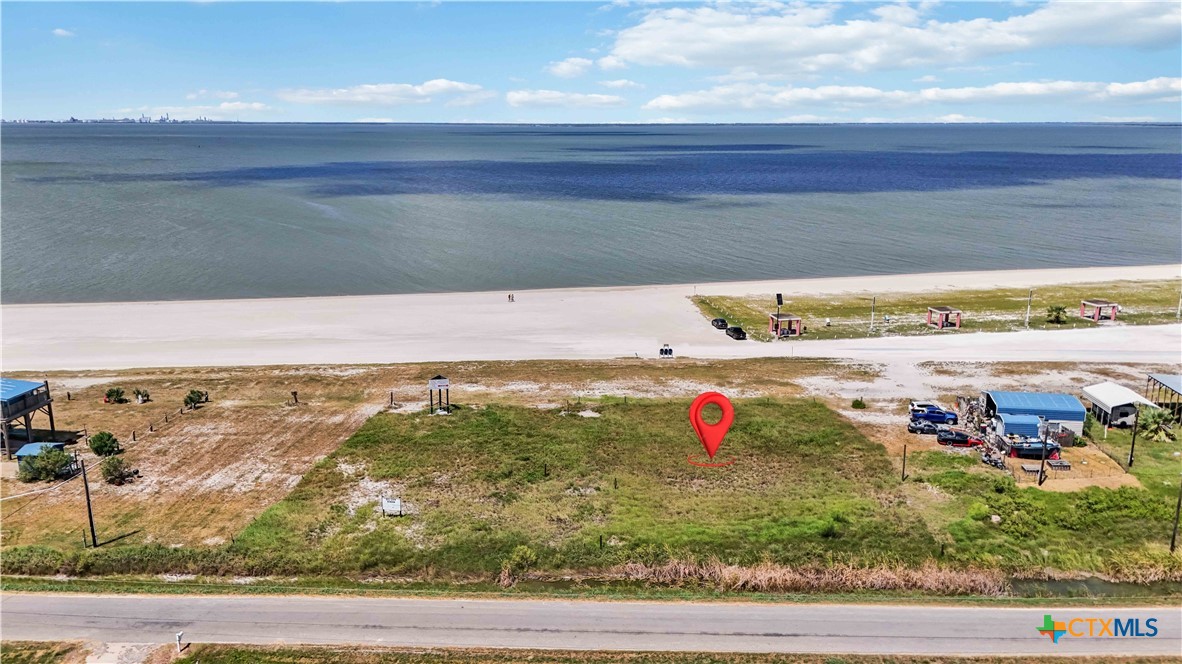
top-left (692, 280), bottom-right (1180, 341)
top-left (223, 401), bottom-right (1179, 583)
top-left (174, 644), bottom-right (1170, 664)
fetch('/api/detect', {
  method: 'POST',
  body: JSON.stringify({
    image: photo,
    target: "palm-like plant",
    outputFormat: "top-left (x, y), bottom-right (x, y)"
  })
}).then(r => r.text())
top-left (1045, 305), bottom-right (1068, 324)
top-left (1137, 405), bottom-right (1176, 442)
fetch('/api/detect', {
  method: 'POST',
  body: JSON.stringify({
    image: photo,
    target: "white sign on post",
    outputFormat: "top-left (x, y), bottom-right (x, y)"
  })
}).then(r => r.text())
top-left (428, 377), bottom-right (449, 390)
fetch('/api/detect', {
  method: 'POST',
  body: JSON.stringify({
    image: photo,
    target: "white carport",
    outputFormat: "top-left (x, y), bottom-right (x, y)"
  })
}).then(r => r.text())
top-left (1081, 381), bottom-right (1157, 437)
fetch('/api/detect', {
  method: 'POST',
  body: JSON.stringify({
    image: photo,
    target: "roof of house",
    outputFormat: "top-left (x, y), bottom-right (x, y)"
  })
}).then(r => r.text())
top-left (928, 306), bottom-right (961, 313)
top-left (1081, 382), bottom-right (1156, 414)
top-left (1148, 374), bottom-right (1182, 396)
top-left (1081, 299), bottom-right (1117, 306)
top-left (983, 390), bottom-right (1086, 421)
top-left (997, 413), bottom-right (1043, 436)
top-left (0, 378), bottom-right (46, 406)
top-left (14, 442), bottom-right (65, 458)
top-left (769, 312), bottom-right (801, 320)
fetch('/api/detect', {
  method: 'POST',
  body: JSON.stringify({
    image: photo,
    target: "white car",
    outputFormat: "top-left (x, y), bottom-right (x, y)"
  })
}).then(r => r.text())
top-left (909, 400), bottom-right (945, 412)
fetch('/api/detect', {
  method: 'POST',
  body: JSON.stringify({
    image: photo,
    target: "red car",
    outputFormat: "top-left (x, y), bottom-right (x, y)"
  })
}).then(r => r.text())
top-left (937, 429), bottom-right (983, 447)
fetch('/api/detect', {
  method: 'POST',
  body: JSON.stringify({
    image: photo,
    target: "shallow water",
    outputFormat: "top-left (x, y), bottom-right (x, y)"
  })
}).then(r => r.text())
top-left (3, 123), bottom-right (1179, 303)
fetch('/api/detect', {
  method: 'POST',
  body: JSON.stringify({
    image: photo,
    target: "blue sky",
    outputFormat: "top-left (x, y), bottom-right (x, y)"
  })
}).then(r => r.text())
top-left (3, 1), bottom-right (1180, 123)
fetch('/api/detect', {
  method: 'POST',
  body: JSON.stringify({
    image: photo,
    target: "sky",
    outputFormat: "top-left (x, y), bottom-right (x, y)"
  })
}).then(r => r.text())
top-left (2, 1), bottom-right (1180, 123)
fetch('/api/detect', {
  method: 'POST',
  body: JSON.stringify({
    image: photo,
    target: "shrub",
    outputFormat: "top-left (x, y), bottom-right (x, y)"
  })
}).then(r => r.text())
top-left (133, 388), bottom-right (150, 403)
top-left (851, 398), bottom-right (867, 409)
top-left (104, 387), bottom-right (126, 403)
top-left (17, 448), bottom-right (73, 482)
top-left (100, 456), bottom-right (135, 485)
top-left (88, 431), bottom-right (121, 457)
top-left (499, 545), bottom-right (538, 586)
top-left (967, 502), bottom-right (991, 521)
top-left (1045, 305), bottom-right (1068, 324)
top-left (184, 389), bottom-right (205, 409)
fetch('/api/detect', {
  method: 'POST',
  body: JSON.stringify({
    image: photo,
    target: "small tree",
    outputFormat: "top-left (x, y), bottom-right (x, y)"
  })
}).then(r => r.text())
top-left (18, 448), bottom-right (73, 482)
top-left (105, 387), bottom-right (126, 403)
top-left (183, 389), bottom-right (205, 410)
top-left (1138, 406), bottom-right (1176, 442)
top-left (1045, 305), bottom-right (1068, 324)
top-left (133, 388), bottom-right (151, 404)
top-left (89, 431), bottom-right (121, 457)
top-left (100, 456), bottom-right (135, 485)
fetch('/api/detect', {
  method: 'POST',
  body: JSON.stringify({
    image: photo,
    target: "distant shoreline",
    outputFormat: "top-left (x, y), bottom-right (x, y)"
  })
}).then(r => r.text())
top-left (3, 264), bottom-right (1178, 371)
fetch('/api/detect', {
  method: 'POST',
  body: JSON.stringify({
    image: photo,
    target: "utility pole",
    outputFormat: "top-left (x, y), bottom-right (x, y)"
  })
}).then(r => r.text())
top-left (901, 444), bottom-right (908, 481)
top-left (1171, 478), bottom-right (1181, 554)
top-left (1127, 407), bottom-right (1140, 469)
top-left (80, 458), bottom-right (97, 548)
top-left (870, 296), bottom-right (876, 332)
top-left (1037, 426), bottom-right (1049, 486)
top-left (1024, 289), bottom-right (1033, 329)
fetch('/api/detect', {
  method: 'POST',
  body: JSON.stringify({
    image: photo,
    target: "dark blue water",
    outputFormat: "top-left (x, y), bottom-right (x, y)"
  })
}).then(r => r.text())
top-left (2, 123), bottom-right (1179, 303)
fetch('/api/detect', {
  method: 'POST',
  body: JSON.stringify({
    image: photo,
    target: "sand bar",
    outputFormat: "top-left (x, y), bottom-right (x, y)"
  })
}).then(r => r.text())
top-left (2, 264), bottom-right (1179, 371)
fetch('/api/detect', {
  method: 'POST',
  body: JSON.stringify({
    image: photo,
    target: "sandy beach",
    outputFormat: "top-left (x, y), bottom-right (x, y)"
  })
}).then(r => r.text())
top-left (2, 264), bottom-right (1179, 371)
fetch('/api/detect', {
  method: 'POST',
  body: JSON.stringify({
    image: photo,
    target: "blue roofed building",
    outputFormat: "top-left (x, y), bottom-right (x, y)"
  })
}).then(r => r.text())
top-left (1, 377), bottom-right (57, 458)
top-left (995, 413), bottom-right (1043, 438)
top-left (981, 390), bottom-right (1086, 435)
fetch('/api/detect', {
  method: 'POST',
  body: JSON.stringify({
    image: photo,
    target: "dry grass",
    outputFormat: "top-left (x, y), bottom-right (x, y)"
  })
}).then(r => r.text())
top-left (610, 559), bottom-right (1007, 595)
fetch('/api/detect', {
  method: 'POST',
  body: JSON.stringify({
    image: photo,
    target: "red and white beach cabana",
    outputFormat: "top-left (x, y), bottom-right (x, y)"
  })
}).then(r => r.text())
top-left (1080, 299), bottom-right (1118, 322)
top-left (926, 306), bottom-right (962, 329)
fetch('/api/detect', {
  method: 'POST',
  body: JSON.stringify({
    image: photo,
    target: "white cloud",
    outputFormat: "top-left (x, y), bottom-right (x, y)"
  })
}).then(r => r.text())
top-left (277, 79), bottom-right (483, 105)
top-left (596, 55), bottom-right (628, 70)
top-left (649, 117), bottom-right (692, 124)
top-left (545, 57), bottom-right (594, 78)
top-left (506, 89), bottom-right (626, 108)
top-left (599, 79), bottom-right (645, 89)
top-left (913, 75), bottom-right (939, 83)
top-left (52, 28), bottom-right (75, 38)
top-left (185, 89), bottom-right (240, 101)
top-left (774, 114), bottom-right (840, 123)
top-left (644, 77), bottom-right (1182, 111)
top-left (607, 2), bottom-right (1180, 76)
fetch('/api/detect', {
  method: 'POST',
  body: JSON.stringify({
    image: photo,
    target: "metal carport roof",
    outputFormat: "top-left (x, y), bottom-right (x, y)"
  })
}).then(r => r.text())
top-left (983, 391), bottom-right (1086, 422)
top-left (1081, 382), bottom-right (1156, 414)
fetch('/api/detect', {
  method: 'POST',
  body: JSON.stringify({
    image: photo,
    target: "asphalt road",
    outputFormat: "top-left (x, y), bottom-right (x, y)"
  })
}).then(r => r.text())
top-left (2, 594), bottom-right (1180, 656)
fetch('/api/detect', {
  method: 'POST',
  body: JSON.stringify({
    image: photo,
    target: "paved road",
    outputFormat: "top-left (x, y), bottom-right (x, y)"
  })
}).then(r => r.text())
top-left (2, 594), bottom-right (1180, 656)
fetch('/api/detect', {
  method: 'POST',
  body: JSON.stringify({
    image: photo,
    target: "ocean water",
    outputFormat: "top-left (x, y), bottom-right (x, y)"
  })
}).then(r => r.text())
top-left (2, 123), bottom-right (1179, 304)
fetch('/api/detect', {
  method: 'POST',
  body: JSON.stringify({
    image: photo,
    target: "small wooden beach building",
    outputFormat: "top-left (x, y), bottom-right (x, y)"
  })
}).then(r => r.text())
top-left (1080, 299), bottom-right (1118, 322)
top-left (768, 312), bottom-right (803, 338)
top-left (926, 306), bottom-right (962, 329)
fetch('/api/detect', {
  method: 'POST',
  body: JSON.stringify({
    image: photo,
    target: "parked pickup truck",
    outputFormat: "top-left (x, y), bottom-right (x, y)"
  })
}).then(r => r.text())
top-left (910, 405), bottom-right (958, 424)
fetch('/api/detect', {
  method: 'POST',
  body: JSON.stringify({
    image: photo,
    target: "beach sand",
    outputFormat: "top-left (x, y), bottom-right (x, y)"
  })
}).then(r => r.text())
top-left (2, 264), bottom-right (1179, 371)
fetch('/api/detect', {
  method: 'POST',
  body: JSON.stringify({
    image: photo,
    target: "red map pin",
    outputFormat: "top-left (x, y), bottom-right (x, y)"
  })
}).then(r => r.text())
top-left (688, 392), bottom-right (735, 466)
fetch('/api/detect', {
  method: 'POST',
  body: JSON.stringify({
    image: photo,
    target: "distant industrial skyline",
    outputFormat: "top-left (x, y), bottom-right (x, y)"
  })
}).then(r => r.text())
top-left (3, 1), bottom-right (1180, 124)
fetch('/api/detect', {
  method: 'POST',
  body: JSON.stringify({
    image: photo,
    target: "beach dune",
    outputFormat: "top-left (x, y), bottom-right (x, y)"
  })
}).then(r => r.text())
top-left (2, 265), bottom-right (1179, 371)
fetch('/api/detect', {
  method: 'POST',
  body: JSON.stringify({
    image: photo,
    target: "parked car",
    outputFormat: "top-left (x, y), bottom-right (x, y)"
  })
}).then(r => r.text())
top-left (937, 429), bottom-right (984, 447)
top-left (907, 420), bottom-right (940, 435)
top-left (1007, 440), bottom-right (1062, 460)
top-left (910, 406), bottom-right (958, 424)
top-left (726, 326), bottom-right (747, 340)
top-left (909, 400), bottom-right (945, 412)
top-left (711, 318), bottom-right (728, 330)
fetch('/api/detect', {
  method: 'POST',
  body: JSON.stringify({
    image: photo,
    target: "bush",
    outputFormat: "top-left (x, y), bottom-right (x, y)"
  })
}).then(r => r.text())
top-left (17, 448), bottom-right (73, 482)
top-left (184, 389), bottom-right (205, 409)
top-left (100, 456), bottom-right (134, 485)
top-left (104, 387), bottom-right (126, 403)
top-left (88, 431), bottom-right (121, 457)
top-left (967, 502), bottom-right (991, 521)
top-left (1045, 305), bottom-right (1068, 324)
top-left (499, 545), bottom-right (539, 587)
top-left (851, 398), bottom-right (867, 409)
top-left (133, 388), bottom-right (150, 403)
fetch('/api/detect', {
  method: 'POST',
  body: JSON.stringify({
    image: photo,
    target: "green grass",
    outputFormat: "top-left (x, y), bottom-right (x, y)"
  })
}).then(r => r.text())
top-left (3, 400), bottom-right (1180, 587)
top-left (172, 644), bottom-right (1171, 664)
top-left (0, 641), bottom-right (85, 664)
top-left (691, 279), bottom-right (1181, 341)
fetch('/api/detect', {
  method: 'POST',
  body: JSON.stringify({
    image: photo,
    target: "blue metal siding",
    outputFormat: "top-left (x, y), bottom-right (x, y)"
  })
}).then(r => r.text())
top-left (997, 413), bottom-right (1042, 437)
top-left (985, 391), bottom-right (1085, 422)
